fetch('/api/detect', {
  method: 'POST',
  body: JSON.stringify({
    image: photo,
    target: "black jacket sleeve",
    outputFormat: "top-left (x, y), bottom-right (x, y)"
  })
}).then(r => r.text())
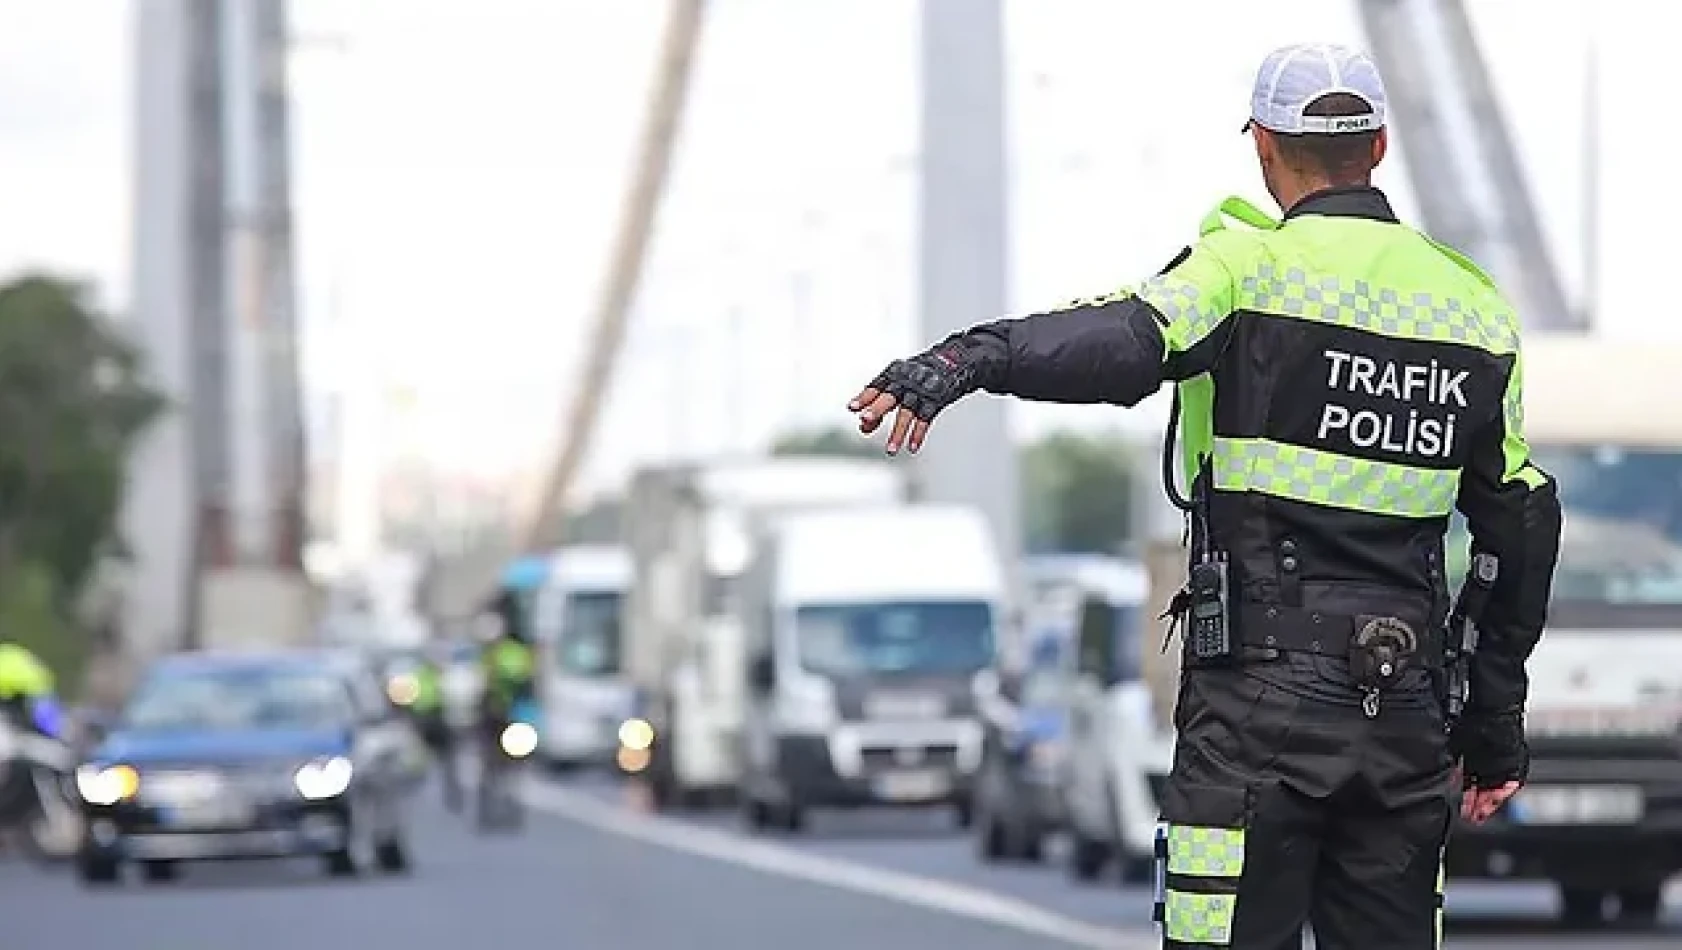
top-left (1454, 355), bottom-right (1563, 716)
top-left (934, 243), bottom-right (1242, 406)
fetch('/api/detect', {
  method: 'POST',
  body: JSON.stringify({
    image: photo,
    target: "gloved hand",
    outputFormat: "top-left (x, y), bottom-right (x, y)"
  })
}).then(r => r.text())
top-left (1451, 707), bottom-right (1528, 788)
top-left (847, 345), bottom-right (979, 454)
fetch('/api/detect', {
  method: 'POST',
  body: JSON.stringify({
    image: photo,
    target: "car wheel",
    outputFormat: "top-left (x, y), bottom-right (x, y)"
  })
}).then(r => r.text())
top-left (140, 859), bottom-right (178, 883)
top-left (1558, 885), bottom-right (1604, 927)
top-left (952, 795), bottom-right (975, 830)
top-left (1118, 854), bottom-right (1155, 886)
top-left (325, 844), bottom-right (360, 877)
top-left (1617, 887), bottom-right (1662, 925)
top-left (1067, 830), bottom-right (1109, 883)
top-left (1019, 826), bottom-right (1045, 863)
top-left (978, 812), bottom-right (1008, 862)
top-left (374, 832), bottom-right (411, 874)
top-left (77, 853), bottom-right (120, 886)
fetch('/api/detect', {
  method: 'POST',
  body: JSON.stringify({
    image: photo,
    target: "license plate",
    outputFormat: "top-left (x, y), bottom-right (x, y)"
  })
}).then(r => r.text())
top-left (1507, 785), bottom-right (1643, 826)
top-left (161, 798), bottom-right (254, 830)
top-left (873, 769), bottom-right (949, 802)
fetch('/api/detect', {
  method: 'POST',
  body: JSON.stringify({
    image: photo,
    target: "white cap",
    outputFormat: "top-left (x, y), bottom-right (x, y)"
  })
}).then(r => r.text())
top-left (1247, 43), bottom-right (1387, 135)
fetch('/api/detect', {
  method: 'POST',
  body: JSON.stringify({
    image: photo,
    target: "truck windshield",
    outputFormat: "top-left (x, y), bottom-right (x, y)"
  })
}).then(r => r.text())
top-left (794, 601), bottom-right (995, 678)
top-left (1448, 445), bottom-right (1682, 610)
top-left (554, 591), bottom-right (623, 677)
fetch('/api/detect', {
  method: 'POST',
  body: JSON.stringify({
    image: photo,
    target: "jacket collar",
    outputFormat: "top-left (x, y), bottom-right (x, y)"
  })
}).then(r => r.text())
top-left (1283, 185), bottom-right (1398, 223)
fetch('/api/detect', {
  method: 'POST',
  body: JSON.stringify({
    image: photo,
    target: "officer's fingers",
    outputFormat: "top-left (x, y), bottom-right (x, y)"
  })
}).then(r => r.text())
top-left (884, 407), bottom-right (917, 455)
top-left (848, 386), bottom-right (881, 413)
top-left (906, 417), bottom-right (933, 454)
top-left (857, 392), bottom-right (898, 434)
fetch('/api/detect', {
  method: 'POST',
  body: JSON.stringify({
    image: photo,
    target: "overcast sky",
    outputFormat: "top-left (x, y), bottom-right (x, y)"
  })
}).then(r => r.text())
top-left (0, 0), bottom-right (1652, 499)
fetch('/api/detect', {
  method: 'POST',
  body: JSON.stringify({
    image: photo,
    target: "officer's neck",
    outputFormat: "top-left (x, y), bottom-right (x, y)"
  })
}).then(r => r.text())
top-left (1276, 175), bottom-right (1372, 215)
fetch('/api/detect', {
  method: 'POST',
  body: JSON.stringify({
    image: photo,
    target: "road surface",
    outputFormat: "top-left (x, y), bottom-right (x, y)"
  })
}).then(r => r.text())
top-left (1, 772), bottom-right (1674, 949)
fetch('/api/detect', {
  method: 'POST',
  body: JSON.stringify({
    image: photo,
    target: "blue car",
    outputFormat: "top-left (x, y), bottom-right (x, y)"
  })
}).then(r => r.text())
top-left (974, 662), bottom-right (1073, 863)
top-left (74, 650), bottom-right (417, 886)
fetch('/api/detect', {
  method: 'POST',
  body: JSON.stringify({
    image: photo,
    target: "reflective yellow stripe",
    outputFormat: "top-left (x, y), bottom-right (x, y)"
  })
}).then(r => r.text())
top-left (1164, 890), bottom-right (1236, 945)
top-left (1165, 824), bottom-right (1246, 877)
top-left (1212, 436), bottom-right (1460, 518)
top-left (1237, 261), bottom-right (1518, 355)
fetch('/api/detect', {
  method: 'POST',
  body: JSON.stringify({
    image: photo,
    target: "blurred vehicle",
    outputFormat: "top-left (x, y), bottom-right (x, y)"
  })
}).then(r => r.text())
top-left (974, 650), bottom-right (1072, 863)
top-left (531, 546), bottom-right (634, 771)
top-left (738, 504), bottom-right (1002, 832)
top-left (623, 458), bottom-right (909, 810)
top-left (1438, 340), bottom-right (1682, 927)
top-left (0, 702), bottom-right (80, 860)
top-left (74, 650), bottom-right (417, 885)
top-left (1055, 556), bottom-right (1161, 885)
top-left (476, 697), bottom-right (538, 832)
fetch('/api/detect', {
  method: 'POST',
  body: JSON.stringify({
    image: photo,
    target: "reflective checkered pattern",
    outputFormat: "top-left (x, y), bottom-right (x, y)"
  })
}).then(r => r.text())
top-left (1166, 824), bottom-right (1246, 878)
top-left (1212, 437), bottom-right (1460, 518)
top-left (1139, 275), bottom-right (1224, 351)
top-left (1237, 262), bottom-right (1519, 355)
top-left (1164, 890), bottom-right (1237, 945)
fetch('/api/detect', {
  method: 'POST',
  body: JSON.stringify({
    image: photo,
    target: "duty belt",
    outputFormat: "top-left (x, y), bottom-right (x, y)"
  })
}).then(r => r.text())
top-left (1230, 603), bottom-right (1444, 669)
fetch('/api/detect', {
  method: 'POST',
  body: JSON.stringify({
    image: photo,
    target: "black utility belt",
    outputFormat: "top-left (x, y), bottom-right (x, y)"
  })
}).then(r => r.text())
top-left (1227, 603), bottom-right (1443, 668)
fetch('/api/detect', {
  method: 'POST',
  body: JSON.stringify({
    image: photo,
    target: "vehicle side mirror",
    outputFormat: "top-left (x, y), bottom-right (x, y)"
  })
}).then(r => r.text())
top-left (748, 653), bottom-right (776, 695)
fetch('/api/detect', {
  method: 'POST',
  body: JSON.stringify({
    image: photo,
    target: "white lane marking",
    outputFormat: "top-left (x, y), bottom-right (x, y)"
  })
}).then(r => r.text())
top-left (522, 782), bottom-right (1154, 949)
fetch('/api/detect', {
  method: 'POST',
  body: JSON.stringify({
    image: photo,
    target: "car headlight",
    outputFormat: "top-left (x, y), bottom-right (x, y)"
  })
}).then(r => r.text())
top-left (75, 764), bottom-right (140, 806)
top-left (500, 722), bottom-right (538, 758)
top-left (294, 756), bottom-right (354, 800)
top-left (386, 674), bottom-right (419, 706)
top-left (617, 717), bottom-right (654, 752)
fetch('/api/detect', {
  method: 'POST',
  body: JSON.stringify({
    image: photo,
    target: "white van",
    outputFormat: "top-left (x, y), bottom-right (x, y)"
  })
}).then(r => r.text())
top-left (1052, 556), bottom-right (1168, 884)
top-left (738, 504), bottom-right (1005, 832)
top-left (532, 546), bottom-right (634, 771)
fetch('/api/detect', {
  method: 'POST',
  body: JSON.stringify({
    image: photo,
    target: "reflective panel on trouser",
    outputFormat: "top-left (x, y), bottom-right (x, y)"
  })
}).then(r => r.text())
top-left (1163, 825), bottom-right (1246, 946)
top-left (1235, 263), bottom-right (1518, 355)
top-left (1434, 856), bottom-right (1446, 948)
top-left (1211, 437), bottom-right (1460, 518)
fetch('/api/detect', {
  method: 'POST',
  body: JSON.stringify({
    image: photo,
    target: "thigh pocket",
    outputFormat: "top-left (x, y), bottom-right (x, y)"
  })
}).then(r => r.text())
top-left (1155, 780), bottom-right (1250, 947)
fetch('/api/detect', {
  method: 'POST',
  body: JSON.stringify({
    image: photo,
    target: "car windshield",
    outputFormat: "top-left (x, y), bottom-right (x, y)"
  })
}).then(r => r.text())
top-left (554, 591), bottom-right (623, 677)
top-left (122, 665), bottom-right (355, 732)
top-left (1447, 445), bottom-right (1682, 613)
top-left (795, 601), bottom-right (995, 678)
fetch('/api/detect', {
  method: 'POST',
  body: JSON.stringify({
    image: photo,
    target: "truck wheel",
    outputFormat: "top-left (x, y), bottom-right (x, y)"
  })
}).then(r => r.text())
top-left (740, 794), bottom-right (771, 833)
top-left (1558, 886), bottom-right (1604, 926)
top-left (1067, 830), bottom-right (1109, 883)
top-left (141, 859), bottom-right (179, 883)
top-left (780, 801), bottom-right (807, 834)
top-left (1617, 887), bottom-right (1662, 925)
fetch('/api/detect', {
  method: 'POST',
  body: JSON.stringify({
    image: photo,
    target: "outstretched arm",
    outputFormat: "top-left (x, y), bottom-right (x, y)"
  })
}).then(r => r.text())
top-left (849, 243), bottom-right (1240, 453)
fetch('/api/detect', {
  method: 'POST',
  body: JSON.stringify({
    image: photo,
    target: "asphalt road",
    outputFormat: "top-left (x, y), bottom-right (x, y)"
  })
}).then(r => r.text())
top-left (0, 770), bottom-right (1675, 950)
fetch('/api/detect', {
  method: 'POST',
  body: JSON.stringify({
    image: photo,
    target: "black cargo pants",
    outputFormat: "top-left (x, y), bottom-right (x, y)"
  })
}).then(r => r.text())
top-left (1156, 657), bottom-right (1456, 949)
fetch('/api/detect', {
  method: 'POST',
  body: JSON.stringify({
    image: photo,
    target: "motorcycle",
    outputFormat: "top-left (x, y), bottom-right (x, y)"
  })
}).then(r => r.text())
top-left (475, 698), bottom-right (538, 832)
top-left (0, 702), bottom-right (81, 862)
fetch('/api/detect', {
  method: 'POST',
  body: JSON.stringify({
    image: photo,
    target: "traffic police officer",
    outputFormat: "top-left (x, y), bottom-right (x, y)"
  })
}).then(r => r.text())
top-left (848, 43), bottom-right (1561, 949)
top-left (0, 642), bottom-right (58, 735)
